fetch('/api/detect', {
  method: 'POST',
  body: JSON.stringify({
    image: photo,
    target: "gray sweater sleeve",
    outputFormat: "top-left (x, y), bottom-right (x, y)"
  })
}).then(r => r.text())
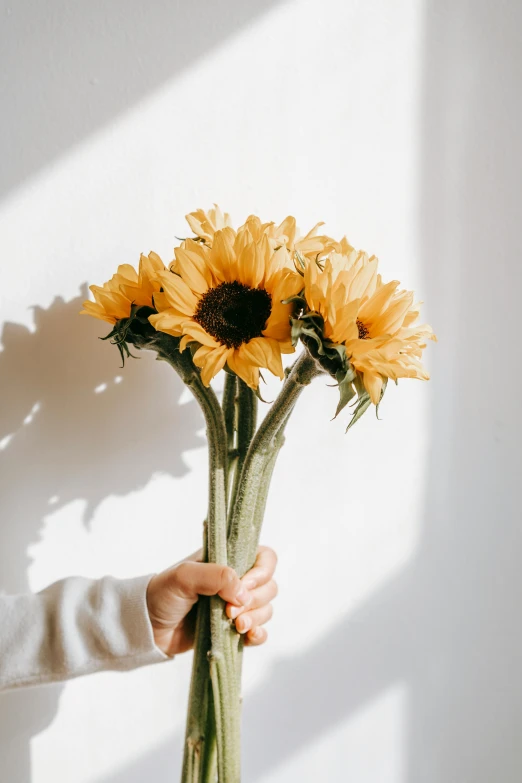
top-left (0, 574), bottom-right (171, 691)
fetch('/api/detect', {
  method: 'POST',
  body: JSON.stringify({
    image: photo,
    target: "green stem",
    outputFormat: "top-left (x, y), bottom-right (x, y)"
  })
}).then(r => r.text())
top-left (228, 352), bottom-right (321, 577)
top-left (181, 592), bottom-right (212, 782)
top-left (230, 355), bottom-right (320, 708)
top-left (186, 374), bottom-right (239, 783)
top-left (151, 338), bottom-right (239, 783)
top-left (247, 412), bottom-right (290, 568)
top-left (222, 372), bottom-right (238, 494)
top-left (228, 380), bottom-right (257, 534)
top-left (200, 680), bottom-right (217, 782)
top-left (236, 411), bottom-right (291, 682)
top-left (222, 372), bottom-right (237, 454)
top-left (208, 597), bottom-right (241, 782)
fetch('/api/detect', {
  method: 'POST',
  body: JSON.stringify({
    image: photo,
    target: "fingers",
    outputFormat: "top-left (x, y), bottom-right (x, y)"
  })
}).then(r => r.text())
top-left (167, 561), bottom-right (248, 606)
top-left (226, 579), bottom-right (278, 620)
top-left (222, 546), bottom-right (278, 647)
top-left (235, 603), bottom-right (273, 634)
top-left (244, 627), bottom-right (268, 646)
top-left (240, 546), bottom-right (278, 590)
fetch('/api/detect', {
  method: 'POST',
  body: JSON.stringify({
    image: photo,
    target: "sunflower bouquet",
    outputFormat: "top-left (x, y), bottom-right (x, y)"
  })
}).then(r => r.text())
top-left (82, 206), bottom-right (435, 783)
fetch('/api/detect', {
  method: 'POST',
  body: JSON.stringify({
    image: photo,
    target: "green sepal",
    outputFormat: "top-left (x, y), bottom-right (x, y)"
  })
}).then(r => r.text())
top-left (293, 251), bottom-right (307, 274)
top-left (333, 365), bottom-right (357, 419)
top-left (187, 340), bottom-right (200, 360)
top-left (100, 303), bottom-right (180, 366)
top-left (375, 377), bottom-right (388, 420)
top-left (289, 304), bottom-right (385, 432)
top-left (281, 293), bottom-right (306, 310)
top-left (346, 393), bottom-right (372, 431)
top-left (174, 235), bottom-right (208, 244)
top-left (253, 384), bottom-right (271, 404)
top-left (291, 313), bottom-right (351, 377)
top-left (290, 311), bottom-right (327, 350)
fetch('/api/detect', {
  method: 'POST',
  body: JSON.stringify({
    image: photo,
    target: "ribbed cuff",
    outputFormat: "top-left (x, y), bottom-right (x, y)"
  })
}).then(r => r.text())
top-left (113, 573), bottom-right (172, 668)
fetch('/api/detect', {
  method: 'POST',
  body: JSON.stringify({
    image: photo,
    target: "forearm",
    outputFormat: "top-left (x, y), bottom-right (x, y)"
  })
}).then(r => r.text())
top-left (0, 574), bottom-right (169, 692)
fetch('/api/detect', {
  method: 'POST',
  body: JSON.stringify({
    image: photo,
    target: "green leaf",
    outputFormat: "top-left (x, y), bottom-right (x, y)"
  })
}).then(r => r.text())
top-left (346, 394), bottom-right (372, 432)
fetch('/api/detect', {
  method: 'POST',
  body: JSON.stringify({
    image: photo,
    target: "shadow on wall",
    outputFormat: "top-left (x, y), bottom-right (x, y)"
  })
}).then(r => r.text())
top-left (0, 0), bottom-right (285, 200)
top-left (0, 290), bottom-right (202, 782)
top-left (97, 1), bottom-right (522, 781)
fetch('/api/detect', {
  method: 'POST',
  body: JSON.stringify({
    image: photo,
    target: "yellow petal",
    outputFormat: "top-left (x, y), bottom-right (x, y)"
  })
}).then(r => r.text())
top-left (211, 229), bottom-right (237, 283)
top-left (227, 350), bottom-right (260, 389)
top-left (240, 337), bottom-right (284, 379)
top-left (194, 345), bottom-right (231, 386)
top-left (80, 301), bottom-right (116, 324)
top-left (363, 371), bottom-right (384, 405)
top-left (180, 321), bottom-right (221, 348)
top-left (153, 292), bottom-right (170, 312)
top-left (158, 272), bottom-right (199, 315)
top-left (94, 290), bottom-right (130, 320)
top-left (149, 311), bottom-right (186, 335)
top-left (178, 256), bottom-right (211, 295)
top-left (371, 291), bottom-right (414, 336)
top-left (263, 301), bottom-right (292, 341)
top-left (237, 240), bottom-right (265, 289)
top-left (115, 264), bottom-right (139, 284)
top-left (175, 244), bottom-right (213, 289)
top-left (275, 216), bottom-right (297, 248)
top-left (358, 280), bottom-right (399, 324)
top-left (347, 258), bottom-right (379, 301)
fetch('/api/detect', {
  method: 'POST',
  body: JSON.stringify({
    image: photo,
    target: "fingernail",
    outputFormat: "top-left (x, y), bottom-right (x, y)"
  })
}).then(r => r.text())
top-left (229, 605), bottom-right (241, 619)
top-left (237, 615), bottom-right (252, 633)
top-left (235, 587), bottom-right (248, 605)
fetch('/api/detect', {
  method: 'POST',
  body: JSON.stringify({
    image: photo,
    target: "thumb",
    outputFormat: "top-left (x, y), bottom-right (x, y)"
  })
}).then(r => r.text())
top-left (165, 561), bottom-right (248, 606)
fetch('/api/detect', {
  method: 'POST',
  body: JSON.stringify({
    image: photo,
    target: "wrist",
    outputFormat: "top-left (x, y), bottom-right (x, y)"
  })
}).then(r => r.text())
top-left (146, 574), bottom-right (176, 657)
top-left (150, 625), bottom-right (176, 657)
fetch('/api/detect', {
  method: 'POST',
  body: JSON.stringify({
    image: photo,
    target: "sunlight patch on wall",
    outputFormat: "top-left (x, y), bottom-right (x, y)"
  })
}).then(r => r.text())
top-left (23, 400), bottom-right (41, 425)
top-left (27, 499), bottom-right (91, 590)
top-left (0, 433), bottom-right (14, 451)
top-left (259, 682), bottom-right (407, 783)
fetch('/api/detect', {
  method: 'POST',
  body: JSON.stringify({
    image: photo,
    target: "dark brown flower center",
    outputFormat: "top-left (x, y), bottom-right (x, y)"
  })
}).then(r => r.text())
top-left (357, 319), bottom-right (370, 340)
top-left (193, 281), bottom-right (272, 349)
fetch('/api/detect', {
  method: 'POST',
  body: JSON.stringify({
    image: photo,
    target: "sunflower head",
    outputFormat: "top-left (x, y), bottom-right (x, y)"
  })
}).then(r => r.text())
top-left (150, 227), bottom-right (303, 389)
top-left (292, 248), bottom-right (436, 429)
top-left (81, 252), bottom-right (165, 325)
top-left (80, 252), bottom-right (169, 365)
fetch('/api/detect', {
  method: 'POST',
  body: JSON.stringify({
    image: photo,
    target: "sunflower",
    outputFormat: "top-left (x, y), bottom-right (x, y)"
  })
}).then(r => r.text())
top-left (303, 246), bottom-right (436, 404)
top-left (185, 206), bottom-right (339, 261)
top-left (81, 252), bottom-right (165, 324)
top-left (149, 228), bottom-right (302, 388)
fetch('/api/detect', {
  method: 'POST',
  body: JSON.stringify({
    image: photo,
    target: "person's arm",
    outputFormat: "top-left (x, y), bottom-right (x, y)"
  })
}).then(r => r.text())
top-left (0, 574), bottom-right (168, 691)
top-left (0, 546), bottom-right (278, 692)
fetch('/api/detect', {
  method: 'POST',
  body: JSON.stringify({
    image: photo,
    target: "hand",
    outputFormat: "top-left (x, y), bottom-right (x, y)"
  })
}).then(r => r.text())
top-left (146, 546), bottom-right (278, 657)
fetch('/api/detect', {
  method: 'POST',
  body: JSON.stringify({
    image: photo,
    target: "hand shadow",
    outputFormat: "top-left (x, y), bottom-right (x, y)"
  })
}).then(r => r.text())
top-left (0, 287), bottom-right (202, 781)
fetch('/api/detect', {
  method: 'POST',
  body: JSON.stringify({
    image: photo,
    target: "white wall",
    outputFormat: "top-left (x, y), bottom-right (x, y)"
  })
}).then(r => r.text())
top-left (0, 1), bottom-right (520, 781)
